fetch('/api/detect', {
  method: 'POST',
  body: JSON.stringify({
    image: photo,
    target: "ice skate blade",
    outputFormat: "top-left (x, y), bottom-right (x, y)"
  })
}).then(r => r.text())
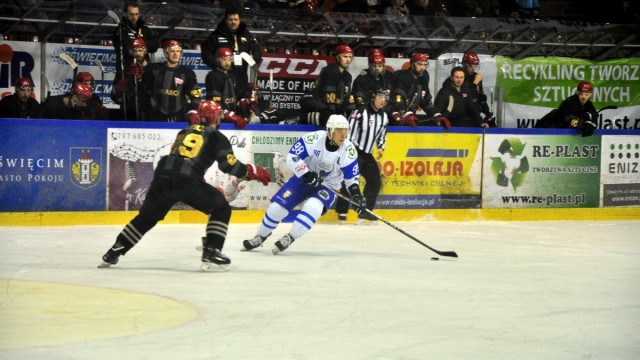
top-left (201, 262), bottom-right (230, 272)
top-left (97, 261), bottom-right (114, 268)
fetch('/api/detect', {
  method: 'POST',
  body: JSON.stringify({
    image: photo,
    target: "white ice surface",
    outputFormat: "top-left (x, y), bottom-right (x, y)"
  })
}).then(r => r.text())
top-left (1, 221), bottom-right (639, 360)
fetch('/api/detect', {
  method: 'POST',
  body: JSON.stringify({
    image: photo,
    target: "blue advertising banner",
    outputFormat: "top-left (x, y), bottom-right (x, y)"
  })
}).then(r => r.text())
top-left (0, 119), bottom-right (107, 211)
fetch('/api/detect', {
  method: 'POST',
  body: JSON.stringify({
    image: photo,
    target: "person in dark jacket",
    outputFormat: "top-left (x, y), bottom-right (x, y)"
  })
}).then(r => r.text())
top-left (112, 1), bottom-right (158, 91)
top-left (201, 8), bottom-right (262, 95)
top-left (388, 52), bottom-right (434, 127)
top-left (0, 77), bottom-right (40, 118)
top-left (432, 66), bottom-right (486, 128)
top-left (535, 81), bottom-right (598, 136)
top-left (299, 43), bottom-right (355, 126)
top-left (142, 40), bottom-right (201, 122)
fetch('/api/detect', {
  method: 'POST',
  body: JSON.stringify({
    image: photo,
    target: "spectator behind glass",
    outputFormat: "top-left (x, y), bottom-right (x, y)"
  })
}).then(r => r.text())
top-left (505, 0), bottom-right (540, 18)
top-left (448, 0), bottom-right (501, 17)
top-left (385, 0), bottom-right (410, 16)
top-left (409, 0), bottom-right (451, 16)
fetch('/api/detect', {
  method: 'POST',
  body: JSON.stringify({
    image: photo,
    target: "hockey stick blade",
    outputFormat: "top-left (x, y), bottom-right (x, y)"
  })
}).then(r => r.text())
top-left (94, 59), bottom-right (105, 73)
top-left (58, 52), bottom-right (78, 69)
top-left (329, 188), bottom-right (458, 257)
top-left (107, 10), bottom-right (120, 24)
top-left (329, 188), bottom-right (458, 258)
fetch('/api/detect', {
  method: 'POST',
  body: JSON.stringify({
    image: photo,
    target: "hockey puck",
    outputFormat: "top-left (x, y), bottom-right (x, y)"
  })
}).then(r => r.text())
top-left (431, 257), bottom-right (439, 261)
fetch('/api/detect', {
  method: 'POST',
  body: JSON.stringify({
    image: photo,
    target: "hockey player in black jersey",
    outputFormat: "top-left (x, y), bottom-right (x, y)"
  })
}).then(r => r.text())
top-left (204, 47), bottom-right (250, 129)
top-left (300, 43), bottom-right (355, 126)
top-left (389, 52), bottom-right (434, 127)
top-left (351, 49), bottom-right (393, 107)
top-left (142, 40), bottom-right (201, 122)
top-left (98, 100), bottom-right (271, 271)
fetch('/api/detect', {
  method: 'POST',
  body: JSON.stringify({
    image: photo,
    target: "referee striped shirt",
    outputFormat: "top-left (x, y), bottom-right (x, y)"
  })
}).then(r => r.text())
top-left (347, 103), bottom-right (389, 154)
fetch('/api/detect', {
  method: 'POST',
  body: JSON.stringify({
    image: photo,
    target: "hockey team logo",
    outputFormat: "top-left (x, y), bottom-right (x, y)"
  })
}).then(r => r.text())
top-left (70, 147), bottom-right (102, 189)
top-left (347, 145), bottom-right (357, 159)
top-left (489, 138), bottom-right (529, 190)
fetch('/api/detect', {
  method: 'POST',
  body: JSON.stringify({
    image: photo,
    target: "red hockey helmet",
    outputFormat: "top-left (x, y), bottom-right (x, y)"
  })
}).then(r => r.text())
top-left (410, 52), bottom-right (428, 64)
top-left (336, 44), bottom-right (353, 56)
top-left (577, 81), bottom-right (593, 93)
top-left (163, 39), bottom-right (182, 50)
top-left (216, 47), bottom-right (234, 58)
top-left (15, 77), bottom-right (34, 90)
top-left (72, 82), bottom-right (92, 101)
top-left (369, 48), bottom-right (383, 57)
top-left (197, 100), bottom-right (222, 125)
top-left (461, 51), bottom-right (480, 65)
top-left (369, 53), bottom-right (385, 64)
top-left (130, 37), bottom-right (147, 49)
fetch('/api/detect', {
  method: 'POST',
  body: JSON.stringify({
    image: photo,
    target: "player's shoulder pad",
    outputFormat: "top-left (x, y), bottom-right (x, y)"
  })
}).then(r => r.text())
top-left (303, 131), bottom-right (320, 144)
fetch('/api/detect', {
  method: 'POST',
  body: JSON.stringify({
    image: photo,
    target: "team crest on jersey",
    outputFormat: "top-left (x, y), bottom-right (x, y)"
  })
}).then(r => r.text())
top-left (346, 145), bottom-right (357, 159)
top-left (304, 133), bottom-right (319, 143)
top-left (70, 147), bottom-right (102, 190)
top-left (175, 77), bottom-right (184, 86)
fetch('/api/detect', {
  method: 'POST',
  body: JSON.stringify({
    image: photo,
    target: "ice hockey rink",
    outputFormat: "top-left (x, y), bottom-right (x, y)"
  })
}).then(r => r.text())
top-left (1, 220), bottom-right (639, 360)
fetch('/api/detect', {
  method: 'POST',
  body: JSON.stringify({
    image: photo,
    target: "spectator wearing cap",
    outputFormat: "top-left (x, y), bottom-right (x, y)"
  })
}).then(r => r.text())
top-left (204, 47), bottom-right (249, 129)
top-left (299, 43), bottom-right (355, 126)
top-left (0, 77), bottom-right (40, 118)
top-left (388, 52), bottom-right (435, 127)
top-left (141, 40), bottom-right (201, 122)
top-left (112, 1), bottom-right (158, 95)
top-left (35, 82), bottom-right (100, 120)
top-left (201, 7), bottom-right (262, 102)
top-left (112, 37), bottom-right (150, 120)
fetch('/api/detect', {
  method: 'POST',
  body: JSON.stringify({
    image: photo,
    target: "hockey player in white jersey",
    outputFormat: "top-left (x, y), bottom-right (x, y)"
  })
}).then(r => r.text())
top-left (243, 114), bottom-right (367, 254)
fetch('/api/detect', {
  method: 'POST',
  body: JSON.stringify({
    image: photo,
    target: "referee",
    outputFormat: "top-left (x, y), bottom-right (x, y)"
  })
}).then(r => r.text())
top-left (336, 88), bottom-right (389, 225)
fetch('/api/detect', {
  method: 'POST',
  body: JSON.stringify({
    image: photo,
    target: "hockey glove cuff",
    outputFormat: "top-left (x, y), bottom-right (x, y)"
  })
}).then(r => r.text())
top-left (245, 164), bottom-right (272, 185)
top-left (302, 171), bottom-right (322, 187)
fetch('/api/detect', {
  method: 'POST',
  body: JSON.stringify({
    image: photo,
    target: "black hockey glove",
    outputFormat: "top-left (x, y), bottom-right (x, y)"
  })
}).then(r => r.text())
top-left (302, 171), bottom-right (322, 187)
top-left (347, 183), bottom-right (367, 214)
top-left (580, 120), bottom-right (596, 137)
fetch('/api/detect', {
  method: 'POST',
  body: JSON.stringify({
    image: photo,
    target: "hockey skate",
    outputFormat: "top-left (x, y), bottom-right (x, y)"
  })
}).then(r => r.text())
top-left (338, 213), bottom-right (347, 225)
top-left (201, 247), bottom-right (231, 272)
top-left (242, 234), bottom-right (268, 251)
top-left (272, 233), bottom-right (295, 255)
top-left (97, 249), bottom-right (121, 268)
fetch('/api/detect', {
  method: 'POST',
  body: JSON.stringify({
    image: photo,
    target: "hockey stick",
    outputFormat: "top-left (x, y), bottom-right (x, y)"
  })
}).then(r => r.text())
top-left (327, 187), bottom-right (458, 258)
top-left (40, 71), bottom-right (50, 102)
top-left (108, 9), bottom-right (127, 120)
top-left (598, 105), bottom-right (618, 113)
top-left (268, 69), bottom-right (274, 109)
top-left (94, 59), bottom-right (105, 98)
top-left (58, 52), bottom-right (78, 80)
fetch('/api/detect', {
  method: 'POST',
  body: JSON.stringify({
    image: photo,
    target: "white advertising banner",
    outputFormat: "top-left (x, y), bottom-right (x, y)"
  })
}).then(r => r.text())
top-left (0, 40), bottom-right (42, 102)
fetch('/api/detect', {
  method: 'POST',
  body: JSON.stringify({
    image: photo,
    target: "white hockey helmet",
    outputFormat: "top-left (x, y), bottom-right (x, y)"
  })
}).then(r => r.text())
top-left (326, 114), bottom-right (350, 138)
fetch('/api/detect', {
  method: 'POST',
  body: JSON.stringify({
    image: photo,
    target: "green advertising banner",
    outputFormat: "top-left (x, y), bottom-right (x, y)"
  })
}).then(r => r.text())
top-left (495, 57), bottom-right (640, 129)
top-left (482, 133), bottom-right (601, 208)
